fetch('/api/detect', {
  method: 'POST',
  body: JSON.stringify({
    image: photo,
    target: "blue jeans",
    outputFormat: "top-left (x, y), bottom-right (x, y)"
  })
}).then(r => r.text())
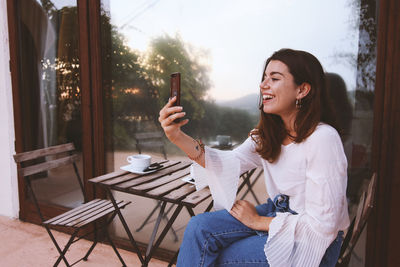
top-left (177, 196), bottom-right (343, 267)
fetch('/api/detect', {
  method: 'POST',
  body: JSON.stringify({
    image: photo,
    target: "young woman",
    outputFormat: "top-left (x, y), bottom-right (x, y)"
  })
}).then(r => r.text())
top-left (158, 48), bottom-right (350, 267)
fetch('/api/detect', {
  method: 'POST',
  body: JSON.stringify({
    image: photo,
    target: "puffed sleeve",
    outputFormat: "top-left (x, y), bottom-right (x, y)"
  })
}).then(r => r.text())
top-left (264, 125), bottom-right (350, 267)
top-left (191, 136), bottom-right (261, 210)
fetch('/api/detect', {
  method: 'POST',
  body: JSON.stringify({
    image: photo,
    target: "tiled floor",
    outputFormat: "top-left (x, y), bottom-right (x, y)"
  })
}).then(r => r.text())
top-left (0, 215), bottom-right (167, 267)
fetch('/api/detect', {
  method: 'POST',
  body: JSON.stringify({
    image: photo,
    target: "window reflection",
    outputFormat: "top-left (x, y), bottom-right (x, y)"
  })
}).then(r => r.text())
top-left (17, 0), bottom-right (83, 207)
top-left (100, 0), bottom-right (377, 262)
top-left (101, 0), bottom-right (365, 150)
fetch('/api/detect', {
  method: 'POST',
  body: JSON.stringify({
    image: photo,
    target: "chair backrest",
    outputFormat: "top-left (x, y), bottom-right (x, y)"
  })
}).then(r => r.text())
top-left (337, 172), bottom-right (377, 265)
top-left (14, 143), bottom-right (79, 177)
top-left (13, 143), bottom-right (85, 220)
top-left (134, 131), bottom-right (167, 159)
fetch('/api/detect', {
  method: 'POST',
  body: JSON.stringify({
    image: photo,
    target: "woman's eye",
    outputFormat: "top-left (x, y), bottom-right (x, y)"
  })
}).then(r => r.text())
top-left (271, 78), bottom-right (279, 81)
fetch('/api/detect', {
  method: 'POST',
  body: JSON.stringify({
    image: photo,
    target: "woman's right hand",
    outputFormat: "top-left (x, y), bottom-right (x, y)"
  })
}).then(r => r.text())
top-left (158, 96), bottom-right (189, 144)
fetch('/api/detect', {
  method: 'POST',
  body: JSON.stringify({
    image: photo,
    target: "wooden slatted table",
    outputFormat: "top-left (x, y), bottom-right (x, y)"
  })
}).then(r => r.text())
top-left (89, 160), bottom-right (213, 266)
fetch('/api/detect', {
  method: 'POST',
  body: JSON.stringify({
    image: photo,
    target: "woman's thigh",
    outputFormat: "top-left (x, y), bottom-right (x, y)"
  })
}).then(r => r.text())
top-left (186, 200), bottom-right (273, 242)
top-left (185, 208), bottom-right (256, 243)
top-left (216, 234), bottom-right (269, 267)
top-left (177, 208), bottom-right (258, 266)
top-left (177, 200), bottom-right (273, 266)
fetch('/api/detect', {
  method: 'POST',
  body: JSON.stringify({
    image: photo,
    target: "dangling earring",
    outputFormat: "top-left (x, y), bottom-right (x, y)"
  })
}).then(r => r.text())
top-left (296, 98), bottom-right (302, 109)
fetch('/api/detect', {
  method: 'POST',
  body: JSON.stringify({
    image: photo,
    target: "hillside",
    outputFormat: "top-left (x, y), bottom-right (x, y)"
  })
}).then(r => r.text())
top-left (216, 93), bottom-right (260, 115)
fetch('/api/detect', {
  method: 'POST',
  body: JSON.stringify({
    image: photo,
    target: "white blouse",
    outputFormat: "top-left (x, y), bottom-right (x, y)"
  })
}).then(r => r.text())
top-left (192, 123), bottom-right (350, 267)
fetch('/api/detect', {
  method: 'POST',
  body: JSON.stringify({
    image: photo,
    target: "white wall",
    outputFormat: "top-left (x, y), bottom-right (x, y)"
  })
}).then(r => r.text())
top-left (0, 0), bottom-right (19, 218)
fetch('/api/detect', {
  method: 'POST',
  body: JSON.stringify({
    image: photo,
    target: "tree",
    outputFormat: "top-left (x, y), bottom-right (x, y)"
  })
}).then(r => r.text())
top-left (101, 22), bottom-right (255, 148)
top-left (143, 34), bottom-right (211, 121)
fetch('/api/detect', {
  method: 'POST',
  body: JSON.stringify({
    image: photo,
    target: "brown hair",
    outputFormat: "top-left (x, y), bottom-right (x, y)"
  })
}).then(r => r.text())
top-left (252, 48), bottom-right (338, 162)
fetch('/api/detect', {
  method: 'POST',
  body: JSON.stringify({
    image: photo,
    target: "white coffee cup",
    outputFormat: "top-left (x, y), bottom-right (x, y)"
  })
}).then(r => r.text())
top-left (216, 135), bottom-right (231, 146)
top-left (127, 154), bottom-right (151, 171)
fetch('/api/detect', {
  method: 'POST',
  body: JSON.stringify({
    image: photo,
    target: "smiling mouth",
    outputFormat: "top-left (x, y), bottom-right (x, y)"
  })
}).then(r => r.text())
top-left (262, 95), bottom-right (275, 101)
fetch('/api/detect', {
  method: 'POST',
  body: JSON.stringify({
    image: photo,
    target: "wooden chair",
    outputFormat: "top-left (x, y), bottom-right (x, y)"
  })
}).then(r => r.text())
top-left (13, 143), bottom-right (134, 267)
top-left (134, 131), bottom-right (167, 159)
top-left (336, 173), bottom-right (377, 266)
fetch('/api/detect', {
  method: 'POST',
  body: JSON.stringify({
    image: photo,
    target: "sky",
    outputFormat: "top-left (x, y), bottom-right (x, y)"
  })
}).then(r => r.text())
top-left (58, 0), bottom-right (360, 102)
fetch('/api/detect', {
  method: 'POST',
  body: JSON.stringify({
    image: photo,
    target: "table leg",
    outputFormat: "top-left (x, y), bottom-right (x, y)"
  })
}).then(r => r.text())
top-left (106, 187), bottom-right (145, 265)
top-left (145, 204), bottom-right (184, 264)
top-left (137, 201), bottom-right (180, 242)
top-left (145, 201), bottom-right (167, 259)
top-left (205, 200), bottom-right (214, 212)
top-left (162, 204), bottom-right (180, 242)
top-left (185, 205), bottom-right (195, 217)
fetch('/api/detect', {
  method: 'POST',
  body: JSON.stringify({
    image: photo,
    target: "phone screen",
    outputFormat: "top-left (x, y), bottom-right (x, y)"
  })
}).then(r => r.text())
top-left (170, 72), bottom-right (181, 106)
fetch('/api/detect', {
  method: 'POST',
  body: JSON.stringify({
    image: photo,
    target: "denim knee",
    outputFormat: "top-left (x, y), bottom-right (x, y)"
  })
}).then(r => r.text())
top-left (184, 213), bottom-right (211, 239)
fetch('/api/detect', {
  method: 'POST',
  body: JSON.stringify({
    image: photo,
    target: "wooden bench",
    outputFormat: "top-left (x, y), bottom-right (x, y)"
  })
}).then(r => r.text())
top-left (134, 131), bottom-right (167, 159)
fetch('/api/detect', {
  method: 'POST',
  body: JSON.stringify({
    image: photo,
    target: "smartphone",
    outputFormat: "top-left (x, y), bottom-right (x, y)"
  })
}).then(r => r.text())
top-left (170, 72), bottom-right (181, 107)
top-left (170, 72), bottom-right (181, 123)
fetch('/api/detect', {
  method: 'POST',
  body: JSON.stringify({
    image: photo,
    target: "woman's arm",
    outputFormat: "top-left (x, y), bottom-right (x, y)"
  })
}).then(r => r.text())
top-left (158, 96), bottom-right (205, 167)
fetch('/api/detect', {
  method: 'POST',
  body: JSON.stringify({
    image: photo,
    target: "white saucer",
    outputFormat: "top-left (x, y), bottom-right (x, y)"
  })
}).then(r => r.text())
top-left (120, 164), bottom-right (158, 174)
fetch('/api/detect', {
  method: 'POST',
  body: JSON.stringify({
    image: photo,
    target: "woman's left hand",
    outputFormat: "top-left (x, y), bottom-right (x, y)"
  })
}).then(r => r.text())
top-left (229, 200), bottom-right (272, 231)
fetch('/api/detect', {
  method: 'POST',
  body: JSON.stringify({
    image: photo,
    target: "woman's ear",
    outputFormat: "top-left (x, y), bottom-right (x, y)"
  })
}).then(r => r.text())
top-left (297, 82), bottom-right (311, 99)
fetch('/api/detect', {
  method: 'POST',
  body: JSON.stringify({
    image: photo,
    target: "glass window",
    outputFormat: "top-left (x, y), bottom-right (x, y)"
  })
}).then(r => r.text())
top-left (16, 0), bottom-right (83, 208)
top-left (100, 0), bottom-right (377, 263)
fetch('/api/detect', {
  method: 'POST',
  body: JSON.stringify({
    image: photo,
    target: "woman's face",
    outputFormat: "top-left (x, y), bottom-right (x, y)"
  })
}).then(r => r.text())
top-left (260, 60), bottom-right (300, 121)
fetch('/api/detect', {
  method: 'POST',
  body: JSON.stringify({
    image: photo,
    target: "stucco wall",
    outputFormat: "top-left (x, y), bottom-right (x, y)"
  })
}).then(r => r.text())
top-left (0, 0), bottom-right (19, 218)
